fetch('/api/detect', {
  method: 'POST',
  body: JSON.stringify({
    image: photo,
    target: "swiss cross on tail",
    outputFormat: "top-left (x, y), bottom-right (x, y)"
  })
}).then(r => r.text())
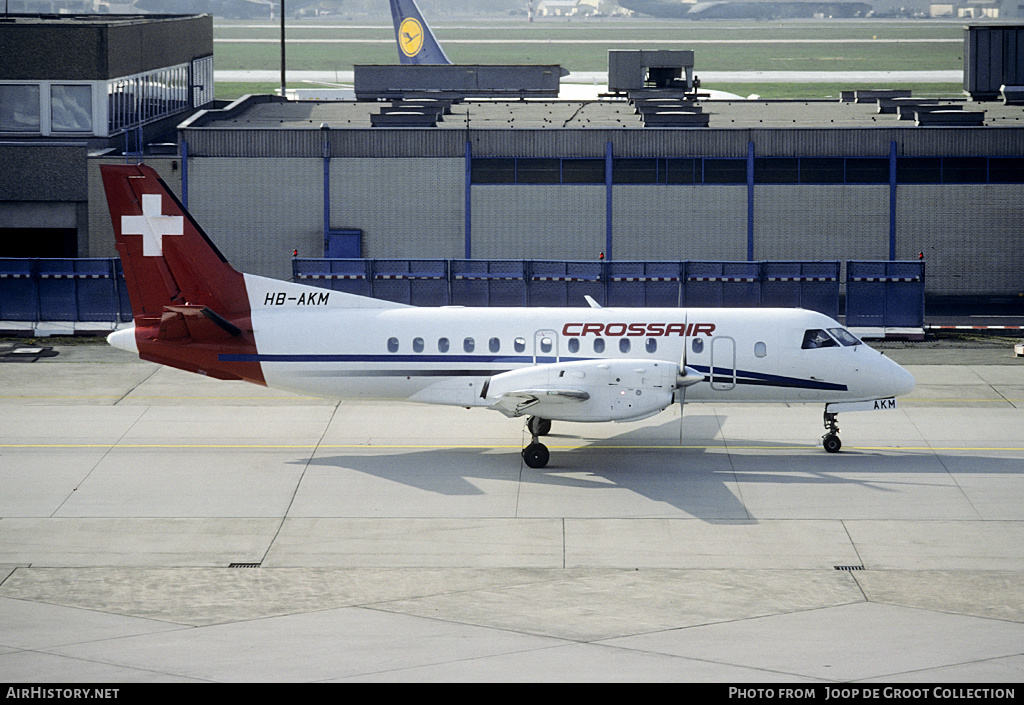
top-left (121, 194), bottom-right (184, 256)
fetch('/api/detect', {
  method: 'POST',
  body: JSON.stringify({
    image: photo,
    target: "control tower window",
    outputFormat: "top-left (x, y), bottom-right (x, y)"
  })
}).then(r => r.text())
top-left (51, 85), bottom-right (92, 132)
top-left (0, 84), bottom-right (40, 132)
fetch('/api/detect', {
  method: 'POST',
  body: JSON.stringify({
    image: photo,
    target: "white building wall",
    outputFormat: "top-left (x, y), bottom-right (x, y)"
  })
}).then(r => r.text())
top-left (612, 185), bottom-right (748, 261)
top-left (754, 185), bottom-right (890, 262)
top-left (896, 184), bottom-right (1024, 295)
top-left (470, 185), bottom-right (605, 260)
top-left (188, 157), bottom-right (321, 281)
top-left (331, 158), bottom-right (464, 259)
top-left (175, 154), bottom-right (1024, 299)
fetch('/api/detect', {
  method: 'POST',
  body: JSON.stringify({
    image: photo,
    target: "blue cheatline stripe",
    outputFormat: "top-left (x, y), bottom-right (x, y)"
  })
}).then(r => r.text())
top-left (691, 364), bottom-right (847, 392)
top-left (220, 353), bottom-right (540, 364)
top-left (219, 354), bottom-right (847, 392)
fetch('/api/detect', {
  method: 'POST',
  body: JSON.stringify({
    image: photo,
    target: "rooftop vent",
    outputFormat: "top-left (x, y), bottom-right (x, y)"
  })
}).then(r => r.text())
top-left (915, 110), bottom-right (986, 126)
top-left (608, 50), bottom-right (697, 95)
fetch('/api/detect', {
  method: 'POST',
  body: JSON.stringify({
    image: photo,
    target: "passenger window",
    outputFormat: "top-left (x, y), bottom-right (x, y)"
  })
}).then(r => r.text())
top-left (619, 339), bottom-right (630, 353)
top-left (514, 337), bottom-right (526, 353)
top-left (828, 328), bottom-right (862, 347)
top-left (691, 338), bottom-right (704, 354)
top-left (464, 337), bottom-right (475, 353)
top-left (568, 338), bottom-right (580, 354)
top-left (646, 338), bottom-right (657, 354)
top-left (540, 337), bottom-right (553, 354)
top-left (754, 342), bottom-right (767, 358)
top-left (438, 337), bottom-right (450, 353)
top-left (413, 337), bottom-right (424, 353)
top-left (802, 329), bottom-right (838, 349)
top-left (387, 337), bottom-right (399, 353)
top-left (593, 338), bottom-right (605, 353)
top-left (489, 337), bottom-right (500, 353)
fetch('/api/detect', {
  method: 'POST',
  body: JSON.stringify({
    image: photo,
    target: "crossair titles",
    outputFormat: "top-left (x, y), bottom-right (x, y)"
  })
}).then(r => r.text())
top-left (561, 322), bottom-right (715, 337)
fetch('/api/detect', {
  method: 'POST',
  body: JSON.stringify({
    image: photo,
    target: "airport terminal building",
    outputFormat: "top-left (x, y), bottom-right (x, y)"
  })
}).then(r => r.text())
top-left (0, 13), bottom-right (214, 258)
top-left (112, 90), bottom-right (1024, 298)
top-left (0, 14), bottom-right (1014, 304)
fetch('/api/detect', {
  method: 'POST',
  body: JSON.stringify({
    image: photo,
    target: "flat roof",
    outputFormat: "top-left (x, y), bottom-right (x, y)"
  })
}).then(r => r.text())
top-left (199, 95), bottom-right (1024, 131)
top-left (0, 13), bottom-right (206, 25)
top-left (0, 13), bottom-right (213, 81)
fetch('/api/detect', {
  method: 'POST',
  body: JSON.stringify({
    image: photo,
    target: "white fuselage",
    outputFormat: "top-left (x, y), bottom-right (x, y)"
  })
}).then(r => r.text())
top-left (239, 275), bottom-right (914, 419)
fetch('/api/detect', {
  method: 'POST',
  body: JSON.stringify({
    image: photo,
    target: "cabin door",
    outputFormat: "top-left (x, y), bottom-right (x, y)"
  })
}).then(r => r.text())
top-left (533, 329), bottom-right (559, 364)
top-left (710, 336), bottom-right (736, 391)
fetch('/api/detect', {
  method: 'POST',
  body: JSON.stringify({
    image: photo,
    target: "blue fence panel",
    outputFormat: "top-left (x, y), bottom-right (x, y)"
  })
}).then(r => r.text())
top-left (529, 261), bottom-right (604, 307)
top-left (884, 261), bottom-right (926, 328)
top-left (644, 261), bottom-right (685, 308)
top-left (450, 260), bottom-right (527, 307)
top-left (606, 261), bottom-right (682, 308)
top-left (73, 259), bottom-right (119, 322)
top-left (605, 261), bottom-right (645, 307)
top-left (114, 261), bottom-right (132, 322)
top-left (762, 261), bottom-right (840, 318)
top-left (372, 259), bottom-right (449, 306)
top-left (684, 261), bottom-right (761, 308)
top-left (846, 261), bottom-right (925, 328)
top-left (292, 258), bottom-right (333, 289)
top-left (293, 258), bottom-right (371, 297)
top-left (0, 259), bottom-right (38, 321)
top-left (3, 258), bottom-right (923, 330)
top-left (36, 260), bottom-right (78, 321)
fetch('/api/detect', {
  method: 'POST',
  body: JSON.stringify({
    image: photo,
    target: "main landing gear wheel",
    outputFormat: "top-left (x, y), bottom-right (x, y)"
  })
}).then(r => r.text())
top-left (522, 417), bottom-right (552, 468)
top-left (524, 418), bottom-right (557, 467)
top-left (822, 433), bottom-right (842, 453)
top-left (522, 442), bottom-right (550, 469)
top-left (822, 409), bottom-right (842, 453)
top-left (527, 416), bottom-right (551, 436)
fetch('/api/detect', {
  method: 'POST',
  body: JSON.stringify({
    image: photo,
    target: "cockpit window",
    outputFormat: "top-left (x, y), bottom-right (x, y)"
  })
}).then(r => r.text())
top-left (828, 328), bottom-right (862, 347)
top-left (802, 329), bottom-right (839, 349)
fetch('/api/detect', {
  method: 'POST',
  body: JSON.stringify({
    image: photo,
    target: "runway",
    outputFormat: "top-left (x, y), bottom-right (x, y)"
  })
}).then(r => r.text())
top-left (1, 341), bottom-right (1023, 682)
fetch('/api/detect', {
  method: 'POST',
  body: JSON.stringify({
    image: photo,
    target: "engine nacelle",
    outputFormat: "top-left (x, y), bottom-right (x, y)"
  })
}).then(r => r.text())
top-left (485, 359), bottom-right (678, 423)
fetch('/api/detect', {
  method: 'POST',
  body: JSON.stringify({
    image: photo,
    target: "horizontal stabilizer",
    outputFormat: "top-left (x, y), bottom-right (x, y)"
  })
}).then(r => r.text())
top-left (161, 305), bottom-right (243, 338)
top-left (157, 305), bottom-right (242, 341)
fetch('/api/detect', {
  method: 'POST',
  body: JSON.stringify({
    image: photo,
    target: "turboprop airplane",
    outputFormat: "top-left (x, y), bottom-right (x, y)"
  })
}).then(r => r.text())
top-left (103, 163), bottom-right (915, 468)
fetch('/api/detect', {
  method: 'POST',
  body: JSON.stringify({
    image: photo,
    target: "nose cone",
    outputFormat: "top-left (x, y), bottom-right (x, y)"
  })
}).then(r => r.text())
top-left (891, 362), bottom-right (916, 397)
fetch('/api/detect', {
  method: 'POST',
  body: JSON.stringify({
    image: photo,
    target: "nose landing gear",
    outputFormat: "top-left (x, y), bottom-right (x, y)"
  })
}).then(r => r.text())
top-left (822, 410), bottom-right (842, 453)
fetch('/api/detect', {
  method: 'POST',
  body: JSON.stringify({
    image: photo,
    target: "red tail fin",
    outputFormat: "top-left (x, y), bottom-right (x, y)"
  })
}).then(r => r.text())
top-left (102, 164), bottom-right (264, 384)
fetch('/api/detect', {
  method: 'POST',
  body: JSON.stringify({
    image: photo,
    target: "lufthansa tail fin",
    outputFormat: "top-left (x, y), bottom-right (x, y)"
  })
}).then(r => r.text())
top-left (390, 0), bottom-right (451, 65)
top-left (101, 163), bottom-right (264, 384)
